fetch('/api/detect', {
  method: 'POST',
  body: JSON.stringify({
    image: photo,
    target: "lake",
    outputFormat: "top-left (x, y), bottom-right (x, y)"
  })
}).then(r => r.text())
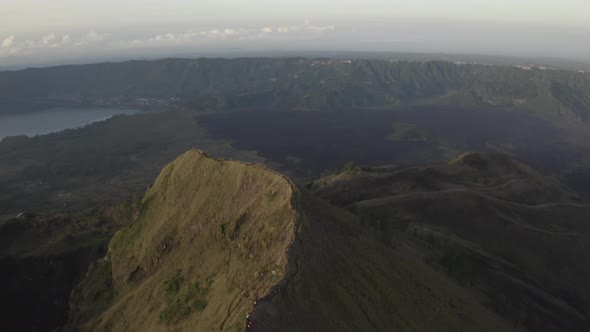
top-left (0, 107), bottom-right (142, 140)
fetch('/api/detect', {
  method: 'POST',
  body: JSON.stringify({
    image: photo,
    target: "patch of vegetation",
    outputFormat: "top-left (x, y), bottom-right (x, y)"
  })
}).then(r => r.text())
top-left (156, 230), bottom-right (178, 257)
top-left (68, 260), bottom-right (115, 327)
top-left (109, 217), bottom-right (143, 252)
top-left (259, 264), bottom-right (285, 279)
top-left (340, 161), bottom-right (361, 174)
top-left (159, 271), bottom-right (211, 324)
top-left (266, 190), bottom-right (278, 203)
top-left (388, 122), bottom-right (436, 142)
top-left (113, 193), bottom-right (142, 225)
top-left (163, 270), bottom-right (184, 295)
top-left (220, 223), bottom-right (227, 238)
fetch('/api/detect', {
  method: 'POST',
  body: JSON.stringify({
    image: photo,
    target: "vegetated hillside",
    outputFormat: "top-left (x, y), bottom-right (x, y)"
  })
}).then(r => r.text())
top-left (311, 152), bottom-right (590, 331)
top-left (72, 150), bottom-right (542, 332)
top-left (71, 150), bottom-right (300, 331)
top-left (1, 58), bottom-right (590, 120)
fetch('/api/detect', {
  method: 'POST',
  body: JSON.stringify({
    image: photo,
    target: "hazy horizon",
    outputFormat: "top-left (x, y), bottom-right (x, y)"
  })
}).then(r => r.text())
top-left (2, 1), bottom-right (590, 67)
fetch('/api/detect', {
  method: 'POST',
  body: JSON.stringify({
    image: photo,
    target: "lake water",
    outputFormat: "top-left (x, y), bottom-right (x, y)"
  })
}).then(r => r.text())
top-left (0, 107), bottom-right (141, 140)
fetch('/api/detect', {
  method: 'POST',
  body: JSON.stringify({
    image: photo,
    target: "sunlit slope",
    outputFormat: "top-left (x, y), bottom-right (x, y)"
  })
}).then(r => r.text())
top-left (86, 150), bottom-right (298, 331)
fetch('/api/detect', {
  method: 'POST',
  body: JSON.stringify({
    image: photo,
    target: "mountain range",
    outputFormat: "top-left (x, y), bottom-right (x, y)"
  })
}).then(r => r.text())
top-left (1, 58), bottom-right (590, 121)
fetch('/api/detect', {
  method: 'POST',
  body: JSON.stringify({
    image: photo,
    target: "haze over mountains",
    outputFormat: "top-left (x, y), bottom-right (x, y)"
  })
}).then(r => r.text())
top-left (3, 1), bottom-right (590, 67)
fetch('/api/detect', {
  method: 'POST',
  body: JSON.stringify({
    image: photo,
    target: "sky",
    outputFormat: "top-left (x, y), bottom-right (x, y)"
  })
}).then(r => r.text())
top-left (1, 0), bottom-right (589, 67)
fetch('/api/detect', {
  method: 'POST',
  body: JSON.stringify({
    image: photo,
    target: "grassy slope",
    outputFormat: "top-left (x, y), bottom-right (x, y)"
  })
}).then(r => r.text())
top-left (85, 150), bottom-right (298, 331)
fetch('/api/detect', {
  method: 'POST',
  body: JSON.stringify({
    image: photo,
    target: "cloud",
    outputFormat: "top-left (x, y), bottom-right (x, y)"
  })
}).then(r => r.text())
top-left (114, 24), bottom-right (338, 50)
top-left (306, 25), bottom-right (336, 33)
top-left (34, 33), bottom-right (75, 49)
top-left (0, 23), bottom-right (338, 60)
top-left (84, 30), bottom-right (106, 42)
top-left (42, 33), bottom-right (56, 45)
top-left (0, 31), bottom-right (101, 57)
top-left (259, 23), bottom-right (336, 35)
top-left (131, 28), bottom-right (249, 47)
top-left (75, 30), bottom-right (108, 47)
top-left (201, 28), bottom-right (244, 39)
top-left (1, 35), bottom-right (15, 48)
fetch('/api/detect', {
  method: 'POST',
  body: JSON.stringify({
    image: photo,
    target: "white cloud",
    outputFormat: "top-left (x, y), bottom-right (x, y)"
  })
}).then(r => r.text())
top-left (85, 30), bottom-right (106, 42)
top-left (204, 28), bottom-right (244, 38)
top-left (153, 33), bottom-right (176, 41)
top-left (258, 23), bottom-right (336, 35)
top-left (1, 35), bottom-right (15, 48)
top-left (138, 28), bottom-right (249, 46)
top-left (114, 24), bottom-right (337, 50)
top-left (75, 30), bottom-right (108, 47)
top-left (223, 28), bottom-right (238, 36)
top-left (42, 33), bottom-right (56, 45)
top-left (0, 24), bottom-right (338, 60)
top-left (307, 25), bottom-right (336, 33)
top-left (37, 33), bottom-right (75, 48)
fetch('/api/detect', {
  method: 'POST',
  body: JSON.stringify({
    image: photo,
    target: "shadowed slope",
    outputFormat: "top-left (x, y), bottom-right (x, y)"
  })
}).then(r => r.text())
top-left (311, 153), bottom-right (590, 331)
top-left (250, 193), bottom-right (517, 332)
top-left (0, 208), bottom-right (124, 332)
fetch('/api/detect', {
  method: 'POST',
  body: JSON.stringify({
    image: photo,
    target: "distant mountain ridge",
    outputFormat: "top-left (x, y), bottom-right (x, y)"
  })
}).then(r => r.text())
top-left (1, 57), bottom-right (590, 120)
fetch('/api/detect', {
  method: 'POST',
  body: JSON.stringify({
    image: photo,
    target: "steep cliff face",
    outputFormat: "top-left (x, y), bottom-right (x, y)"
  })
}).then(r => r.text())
top-left (82, 150), bottom-right (299, 331)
